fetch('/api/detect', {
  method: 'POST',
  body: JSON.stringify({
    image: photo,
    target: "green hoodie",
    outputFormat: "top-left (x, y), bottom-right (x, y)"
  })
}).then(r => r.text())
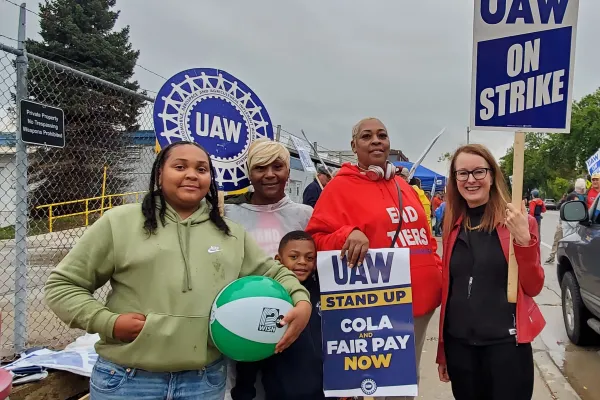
top-left (44, 201), bottom-right (310, 372)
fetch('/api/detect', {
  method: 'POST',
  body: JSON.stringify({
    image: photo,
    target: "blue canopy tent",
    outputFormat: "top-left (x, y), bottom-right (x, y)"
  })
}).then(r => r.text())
top-left (393, 161), bottom-right (447, 192)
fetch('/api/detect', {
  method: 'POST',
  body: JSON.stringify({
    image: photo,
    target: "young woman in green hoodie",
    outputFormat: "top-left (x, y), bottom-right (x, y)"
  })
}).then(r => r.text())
top-left (44, 141), bottom-right (312, 400)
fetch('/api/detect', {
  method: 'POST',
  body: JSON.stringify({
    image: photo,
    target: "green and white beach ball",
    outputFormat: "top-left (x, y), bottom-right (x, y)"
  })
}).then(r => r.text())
top-left (209, 276), bottom-right (294, 362)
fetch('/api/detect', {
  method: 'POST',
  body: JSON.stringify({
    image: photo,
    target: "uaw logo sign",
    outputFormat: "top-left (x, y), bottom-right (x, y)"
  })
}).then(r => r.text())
top-left (153, 68), bottom-right (274, 192)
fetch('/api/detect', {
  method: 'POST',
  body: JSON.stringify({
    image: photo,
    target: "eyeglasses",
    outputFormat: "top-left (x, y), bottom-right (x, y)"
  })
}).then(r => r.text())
top-left (454, 168), bottom-right (491, 182)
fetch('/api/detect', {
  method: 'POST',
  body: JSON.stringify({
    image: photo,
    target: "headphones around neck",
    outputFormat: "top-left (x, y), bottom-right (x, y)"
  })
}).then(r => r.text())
top-left (361, 161), bottom-right (397, 181)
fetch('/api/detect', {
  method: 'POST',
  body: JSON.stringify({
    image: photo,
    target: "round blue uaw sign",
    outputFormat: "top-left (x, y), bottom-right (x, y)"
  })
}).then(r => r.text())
top-left (153, 68), bottom-right (274, 192)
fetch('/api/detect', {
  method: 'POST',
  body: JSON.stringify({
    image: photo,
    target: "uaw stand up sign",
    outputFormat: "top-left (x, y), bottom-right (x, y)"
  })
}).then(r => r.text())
top-left (318, 248), bottom-right (417, 398)
top-left (153, 68), bottom-right (274, 193)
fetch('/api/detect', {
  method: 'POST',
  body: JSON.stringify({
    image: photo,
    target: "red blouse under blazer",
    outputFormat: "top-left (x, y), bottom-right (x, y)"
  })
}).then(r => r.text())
top-left (436, 214), bottom-right (546, 365)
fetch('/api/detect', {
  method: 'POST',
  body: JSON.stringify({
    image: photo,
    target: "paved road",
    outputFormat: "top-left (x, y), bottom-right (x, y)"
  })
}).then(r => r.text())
top-left (537, 210), bottom-right (600, 400)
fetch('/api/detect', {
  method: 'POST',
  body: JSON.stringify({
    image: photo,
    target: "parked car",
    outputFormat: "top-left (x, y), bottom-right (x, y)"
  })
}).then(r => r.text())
top-left (557, 199), bottom-right (600, 345)
top-left (544, 198), bottom-right (557, 210)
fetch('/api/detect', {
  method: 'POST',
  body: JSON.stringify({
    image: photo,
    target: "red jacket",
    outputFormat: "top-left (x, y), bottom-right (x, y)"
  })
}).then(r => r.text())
top-left (588, 188), bottom-right (599, 209)
top-left (436, 215), bottom-right (546, 365)
top-left (305, 163), bottom-right (442, 317)
top-left (528, 198), bottom-right (546, 216)
top-left (432, 196), bottom-right (442, 213)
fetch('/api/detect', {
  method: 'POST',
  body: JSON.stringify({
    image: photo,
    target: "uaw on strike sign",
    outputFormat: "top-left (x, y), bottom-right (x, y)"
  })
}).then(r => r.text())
top-left (317, 248), bottom-right (417, 397)
top-left (471, 0), bottom-right (579, 133)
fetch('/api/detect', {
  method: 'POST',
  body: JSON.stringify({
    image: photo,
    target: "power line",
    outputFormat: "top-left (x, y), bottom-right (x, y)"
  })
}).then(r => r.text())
top-left (135, 64), bottom-right (166, 80)
top-left (281, 128), bottom-right (342, 153)
top-left (2, 0), bottom-right (167, 86)
top-left (27, 47), bottom-right (158, 95)
top-left (280, 127), bottom-right (355, 164)
top-left (0, 33), bottom-right (19, 42)
top-left (1, 0), bottom-right (41, 17)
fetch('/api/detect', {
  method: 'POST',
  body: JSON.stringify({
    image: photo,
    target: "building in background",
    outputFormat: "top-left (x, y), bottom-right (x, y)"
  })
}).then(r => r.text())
top-left (325, 148), bottom-right (410, 164)
top-left (388, 149), bottom-right (410, 163)
top-left (0, 133), bottom-right (17, 228)
top-left (0, 131), bottom-right (344, 227)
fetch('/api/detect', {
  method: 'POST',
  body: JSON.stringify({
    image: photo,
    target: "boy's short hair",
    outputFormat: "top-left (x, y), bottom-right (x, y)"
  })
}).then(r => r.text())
top-left (278, 231), bottom-right (315, 253)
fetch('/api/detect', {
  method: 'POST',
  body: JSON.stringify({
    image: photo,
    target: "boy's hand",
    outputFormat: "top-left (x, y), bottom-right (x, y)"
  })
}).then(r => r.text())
top-left (113, 313), bottom-right (146, 342)
top-left (275, 301), bottom-right (312, 353)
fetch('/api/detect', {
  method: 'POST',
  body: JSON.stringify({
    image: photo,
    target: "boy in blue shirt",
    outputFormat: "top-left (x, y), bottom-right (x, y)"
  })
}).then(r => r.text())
top-left (232, 231), bottom-right (325, 400)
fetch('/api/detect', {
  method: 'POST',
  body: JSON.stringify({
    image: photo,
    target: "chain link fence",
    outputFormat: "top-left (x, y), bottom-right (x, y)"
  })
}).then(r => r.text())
top-left (0, 43), bottom-right (158, 357)
top-left (0, 41), bottom-right (356, 357)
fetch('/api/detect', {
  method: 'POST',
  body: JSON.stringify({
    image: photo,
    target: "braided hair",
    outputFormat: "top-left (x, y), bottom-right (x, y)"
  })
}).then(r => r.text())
top-left (141, 141), bottom-right (231, 236)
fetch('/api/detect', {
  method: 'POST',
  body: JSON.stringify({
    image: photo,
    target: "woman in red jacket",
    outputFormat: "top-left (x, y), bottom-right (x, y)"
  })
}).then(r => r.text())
top-left (436, 144), bottom-right (545, 399)
top-left (306, 117), bottom-right (442, 400)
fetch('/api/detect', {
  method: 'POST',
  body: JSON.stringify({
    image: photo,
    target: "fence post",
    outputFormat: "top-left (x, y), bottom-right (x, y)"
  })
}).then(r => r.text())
top-left (13, 3), bottom-right (30, 354)
top-left (100, 165), bottom-right (107, 216)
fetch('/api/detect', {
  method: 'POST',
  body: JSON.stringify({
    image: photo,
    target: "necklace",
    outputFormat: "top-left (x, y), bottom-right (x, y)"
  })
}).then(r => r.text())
top-left (465, 217), bottom-right (482, 231)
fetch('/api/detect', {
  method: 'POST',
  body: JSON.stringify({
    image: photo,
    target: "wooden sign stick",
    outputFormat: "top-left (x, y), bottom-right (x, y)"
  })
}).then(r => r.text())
top-left (315, 173), bottom-right (324, 190)
top-left (507, 131), bottom-right (525, 304)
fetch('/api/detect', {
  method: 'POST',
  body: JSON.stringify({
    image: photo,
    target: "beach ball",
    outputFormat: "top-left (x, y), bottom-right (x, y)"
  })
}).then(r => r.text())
top-left (209, 276), bottom-right (294, 362)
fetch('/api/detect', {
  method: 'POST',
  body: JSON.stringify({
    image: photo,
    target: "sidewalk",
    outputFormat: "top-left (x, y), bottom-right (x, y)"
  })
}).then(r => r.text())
top-left (417, 309), bottom-right (556, 399)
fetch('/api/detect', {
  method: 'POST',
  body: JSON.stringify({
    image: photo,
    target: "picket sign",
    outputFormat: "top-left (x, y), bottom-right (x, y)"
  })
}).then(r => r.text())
top-left (289, 134), bottom-right (323, 190)
top-left (508, 132), bottom-right (525, 302)
top-left (470, 0), bottom-right (580, 303)
top-left (585, 149), bottom-right (600, 176)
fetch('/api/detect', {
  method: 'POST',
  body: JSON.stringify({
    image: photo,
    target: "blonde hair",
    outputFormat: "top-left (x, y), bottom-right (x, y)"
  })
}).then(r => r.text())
top-left (247, 138), bottom-right (290, 170)
top-left (351, 117), bottom-right (385, 140)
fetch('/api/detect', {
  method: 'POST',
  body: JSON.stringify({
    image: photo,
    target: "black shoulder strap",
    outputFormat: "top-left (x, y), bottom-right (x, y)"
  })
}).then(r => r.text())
top-left (390, 180), bottom-right (404, 248)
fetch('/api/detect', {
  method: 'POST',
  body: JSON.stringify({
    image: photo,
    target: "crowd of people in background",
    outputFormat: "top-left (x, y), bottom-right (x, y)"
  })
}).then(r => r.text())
top-left (545, 174), bottom-right (600, 264)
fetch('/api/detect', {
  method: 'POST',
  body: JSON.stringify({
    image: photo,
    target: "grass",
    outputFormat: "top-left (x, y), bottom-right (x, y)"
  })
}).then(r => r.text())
top-left (0, 214), bottom-right (100, 240)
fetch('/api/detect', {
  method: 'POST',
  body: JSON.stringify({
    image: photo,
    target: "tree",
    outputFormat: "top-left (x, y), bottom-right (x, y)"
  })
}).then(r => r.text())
top-left (437, 151), bottom-right (453, 176)
top-left (438, 151), bottom-right (453, 163)
top-left (546, 177), bottom-right (572, 200)
top-left (499, 88), bottom-right (600, 199)
top-left (26, 0), bottom-right (143, 217)
top-left (499, 133), bottom-right (550, 197)
top-left (544, 88), bottom-right (600, 176)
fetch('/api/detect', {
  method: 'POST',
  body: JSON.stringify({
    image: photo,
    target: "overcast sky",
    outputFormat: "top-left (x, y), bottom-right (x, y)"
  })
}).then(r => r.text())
top-left (1, 0), bottom-right (599, 173)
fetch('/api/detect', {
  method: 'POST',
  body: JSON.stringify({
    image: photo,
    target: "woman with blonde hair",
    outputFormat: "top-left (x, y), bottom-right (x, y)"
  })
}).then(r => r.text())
top-left (436, 144), bottom-right (545, 399)
top-left (306, 117), bottom-right (442, 400)
top-left (224, 138), bottom-right (314, 400)
top-left (224, 138), bottom-right (313, 256)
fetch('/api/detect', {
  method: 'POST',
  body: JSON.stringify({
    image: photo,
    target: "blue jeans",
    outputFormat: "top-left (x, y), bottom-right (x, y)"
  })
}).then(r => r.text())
top-left (90, 357), bottom-right (226, 400)
top-left (434, 217), bottom-right (443, 236)
top-left (535, 215), bottom-right (542, 240)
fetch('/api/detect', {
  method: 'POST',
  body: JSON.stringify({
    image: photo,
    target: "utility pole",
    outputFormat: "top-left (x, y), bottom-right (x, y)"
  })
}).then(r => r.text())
top-left (467, 127), bottom-right (471, 144)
